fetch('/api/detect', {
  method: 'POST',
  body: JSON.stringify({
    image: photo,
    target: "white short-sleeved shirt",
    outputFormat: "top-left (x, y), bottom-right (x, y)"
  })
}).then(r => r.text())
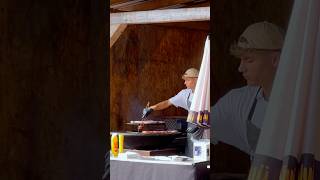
top-left (211, 86), bottom-right (268, 155)
top-left (169, 89), bottom-right (193, 111)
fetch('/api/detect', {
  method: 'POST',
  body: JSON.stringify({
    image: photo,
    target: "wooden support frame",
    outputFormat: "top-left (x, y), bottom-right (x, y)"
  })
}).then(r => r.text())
top-left (111, 0), bottom-right (193, 11)
top-left (110, 24), bottom-right (127, 47)
top-left (110, 7), bottom-right (210, 25)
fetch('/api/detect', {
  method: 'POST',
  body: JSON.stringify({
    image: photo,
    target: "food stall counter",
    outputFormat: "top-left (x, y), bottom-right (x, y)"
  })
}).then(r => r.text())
top-left (110, 152), bottom-right (210, 180)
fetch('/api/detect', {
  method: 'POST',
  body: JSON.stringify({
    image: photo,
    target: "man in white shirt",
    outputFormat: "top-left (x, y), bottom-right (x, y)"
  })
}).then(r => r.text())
top-left (211, 21), bottom-right (285, 156)
top-left (142, 67), bottom-right (199, 117)
top-left (141, 68), bottom-right (201, 156)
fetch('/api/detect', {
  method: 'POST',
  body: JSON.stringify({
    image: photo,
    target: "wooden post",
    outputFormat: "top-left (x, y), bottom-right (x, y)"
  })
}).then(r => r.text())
top-left (110, 7), bottom-right (210, 25)
top-left (110, 24), bottom-right (127, 48)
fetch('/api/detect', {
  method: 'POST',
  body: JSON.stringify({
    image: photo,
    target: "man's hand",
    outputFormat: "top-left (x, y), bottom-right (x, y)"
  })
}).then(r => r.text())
top-left (141, 108), bottom-right (153, 119)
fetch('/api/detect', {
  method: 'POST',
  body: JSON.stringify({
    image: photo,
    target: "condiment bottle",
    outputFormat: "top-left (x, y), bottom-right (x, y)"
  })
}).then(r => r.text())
top-left (111, 133), bottom-right (119, 157)
top-left (118, 134), bottom-right (124, 153)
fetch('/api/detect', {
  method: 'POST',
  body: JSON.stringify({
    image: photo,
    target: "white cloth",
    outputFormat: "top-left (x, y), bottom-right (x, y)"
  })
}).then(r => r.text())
top-left (254, 0), bottom-right (320, 161)
top-left (211, 86), bottom-right (268, 154)
top-left (189, 36), bottom-right (210, 114)
top-left (247, 0), bottom-right (320, 179)
top-left (169, 89), bottom-right (193, 111)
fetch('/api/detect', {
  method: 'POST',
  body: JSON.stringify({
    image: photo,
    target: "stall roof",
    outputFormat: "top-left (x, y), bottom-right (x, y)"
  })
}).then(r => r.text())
top-left (110, 0), bottom-right (210, 47)
top-left (110, 0), bottom-right (210, 12)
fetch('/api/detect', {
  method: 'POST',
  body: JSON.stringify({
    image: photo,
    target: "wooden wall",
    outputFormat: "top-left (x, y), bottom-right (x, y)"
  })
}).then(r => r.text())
top-left (0, 0), bottom-right (107, 179)
top-left (211, 0), bottom-right (294, 174)
top-left (110, 24), bottom-right (208, 131)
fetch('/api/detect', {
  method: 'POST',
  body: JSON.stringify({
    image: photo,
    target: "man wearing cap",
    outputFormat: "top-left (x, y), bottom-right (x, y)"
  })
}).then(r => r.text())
top-left (211, 21), bottom-right (285, 157)
top-left (142, 67), bottom-right (199, 117)
top-left (142, 67), bottom-right (203, 157)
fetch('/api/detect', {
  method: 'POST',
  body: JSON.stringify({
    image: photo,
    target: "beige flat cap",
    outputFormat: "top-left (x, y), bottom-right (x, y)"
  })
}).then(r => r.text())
top-left (182, 68), bottom-right (199, 79)
top-left (230, 21), bottom-right (285, 57)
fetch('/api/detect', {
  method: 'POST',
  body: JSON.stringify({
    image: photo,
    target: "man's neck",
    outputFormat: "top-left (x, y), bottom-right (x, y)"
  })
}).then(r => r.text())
top-left (261, 81), bottom-right (273, 101)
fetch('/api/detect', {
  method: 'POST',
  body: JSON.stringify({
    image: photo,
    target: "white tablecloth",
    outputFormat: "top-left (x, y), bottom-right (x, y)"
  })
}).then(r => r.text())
top-left (110, 155), bottom-right (209, 180)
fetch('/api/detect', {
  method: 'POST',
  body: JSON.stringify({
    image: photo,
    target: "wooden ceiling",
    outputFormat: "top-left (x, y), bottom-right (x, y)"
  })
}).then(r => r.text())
top-left (110, 0), bottom-right (210, 12)
top-left (110, 0), bottom-right (210, 31)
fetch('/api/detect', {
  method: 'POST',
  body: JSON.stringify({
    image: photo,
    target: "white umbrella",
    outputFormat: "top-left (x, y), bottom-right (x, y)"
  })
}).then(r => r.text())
top-left (187, 36), bottom-right (210, 127)
top-left (248, 0), bottom-right (320, 179)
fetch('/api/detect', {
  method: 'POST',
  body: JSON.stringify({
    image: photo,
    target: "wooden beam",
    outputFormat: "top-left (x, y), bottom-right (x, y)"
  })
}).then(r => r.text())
top-left (110, 7), bottom-right (210, 25)
top-left (115, 0), bottom-right (193, 12)
top-left (184, 1), bottom-right (210, 8)
top-left (111, 0), bottom-right (150, 9)
top-left (110, 24), bottom-right (127, 48)
top-left (110, 8), bottom-right (124, 13)
top-left (110, 0), bottom-right (132, 5)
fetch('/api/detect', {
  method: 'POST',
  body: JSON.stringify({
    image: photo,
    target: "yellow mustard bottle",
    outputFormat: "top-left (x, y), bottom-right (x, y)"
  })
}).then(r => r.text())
top-left (118, 134), bottom-right (124, 153)
top-left (111, 133), bottom-right (119, 157)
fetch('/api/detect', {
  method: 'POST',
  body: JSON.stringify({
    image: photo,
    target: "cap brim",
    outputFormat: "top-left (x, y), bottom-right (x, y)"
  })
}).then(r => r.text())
top-left (229, 42), bottom-right (251, 58)
top-left (230, 41), bottom-right (282, 58)
top-left (182, 75), bottom-right (198, 80)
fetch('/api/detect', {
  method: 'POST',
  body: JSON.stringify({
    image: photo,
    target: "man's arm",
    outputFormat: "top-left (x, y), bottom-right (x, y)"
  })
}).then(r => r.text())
top-left (141, 100), bottom-right (172, 118)
top-left (150, 100), bottom-right (172, 111)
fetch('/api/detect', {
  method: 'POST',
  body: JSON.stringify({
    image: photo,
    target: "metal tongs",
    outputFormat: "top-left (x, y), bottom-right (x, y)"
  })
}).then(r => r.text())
top-left (138, 102), bottom-right (149, 132)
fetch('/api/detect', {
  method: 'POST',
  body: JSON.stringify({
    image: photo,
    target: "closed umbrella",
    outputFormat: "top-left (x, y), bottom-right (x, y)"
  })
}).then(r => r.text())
top-left (187, 36), bottom-right (210, 127)
top-left (248, 0), bottom-right (320, 179)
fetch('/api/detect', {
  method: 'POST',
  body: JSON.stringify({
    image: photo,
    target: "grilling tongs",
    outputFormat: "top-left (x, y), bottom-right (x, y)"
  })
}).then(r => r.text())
top-left (138, 102), bottom-right (150, 132)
